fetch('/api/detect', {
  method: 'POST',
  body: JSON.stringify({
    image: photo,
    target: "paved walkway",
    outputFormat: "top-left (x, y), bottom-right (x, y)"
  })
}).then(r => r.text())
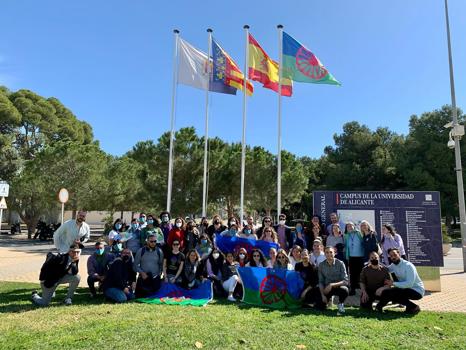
top-left (1, 234), bottom-right (465, 312)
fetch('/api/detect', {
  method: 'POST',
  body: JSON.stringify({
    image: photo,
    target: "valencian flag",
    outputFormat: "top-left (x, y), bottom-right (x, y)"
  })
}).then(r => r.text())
top-left (137, 280), bottom-right (213, 307)
top-left (178, 38), bottom-right (237, 95)
top-left (248, 34), bottom-right (292, 96)
top-left (212, 38), bottom-right (253, 95)
top-left (238, 267), bottom-right (304, 309)
top-left (215, 235), bottom-right (279, 259)
top-left (282, 31), bottom-right (340, 85)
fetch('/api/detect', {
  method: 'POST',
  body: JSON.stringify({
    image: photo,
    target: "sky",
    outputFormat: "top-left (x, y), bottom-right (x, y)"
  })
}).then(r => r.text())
top-left (1, 0), bottom-right (465, 159)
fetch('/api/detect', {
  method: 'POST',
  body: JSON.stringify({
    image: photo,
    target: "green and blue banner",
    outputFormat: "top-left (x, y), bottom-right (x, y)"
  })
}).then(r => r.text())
top-left (238, 267), bottom-right (304, 309)
top-left (137, 280), bottom-right (213, 307)
top-left (282, 31), bottom-right (340, 86)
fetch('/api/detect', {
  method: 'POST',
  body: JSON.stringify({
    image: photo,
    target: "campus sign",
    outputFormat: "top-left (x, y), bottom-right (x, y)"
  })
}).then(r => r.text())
top-left (313, 191), bottom-right (443, 267)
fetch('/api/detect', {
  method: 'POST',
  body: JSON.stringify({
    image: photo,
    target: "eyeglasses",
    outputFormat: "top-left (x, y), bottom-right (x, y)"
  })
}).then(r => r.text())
top-left (253, 254), bottom-right (260, 258)
top-left (173, 243), bottom-right (180, 246)
top-left (148, 240), bottom-right (156, 243)
top-left (278, 256), bottom-right (286, 260)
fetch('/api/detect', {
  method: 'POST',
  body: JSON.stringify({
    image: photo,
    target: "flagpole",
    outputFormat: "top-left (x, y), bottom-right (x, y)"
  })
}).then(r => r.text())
top-left (240, 25), bottom-right (250, 227)
top-left (167, 29), bottom-right (179, 213)
top-left (202, 28), bottom-right (213, 218)
top-left (444, 0), bottom-right (466, 272)
top-left (277, 24), bottom-right (283, 222)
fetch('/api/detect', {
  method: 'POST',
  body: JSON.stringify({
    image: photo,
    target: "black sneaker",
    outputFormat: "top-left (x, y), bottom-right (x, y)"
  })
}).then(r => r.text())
top-left (405, 305), bottom-right (421, 315)
top-left (375, 303), bottom-right (385, 313)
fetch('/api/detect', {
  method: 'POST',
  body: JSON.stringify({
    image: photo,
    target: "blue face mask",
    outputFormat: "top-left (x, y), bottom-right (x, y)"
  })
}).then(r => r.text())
top-left (201, 239), bottom-right (207, 245)
top-left (244, 229), bottom-right (251, 235)
top-left (139, 217), bottom-right (146, 223)
top-left (115, 223), bottom-right (122, 230)
top-left (96, 248), bottom-right (104, 255)
top-left (296, 226), bottom-right (302, 233)
top-left (131, 223), bottom-right (139, 230)
top-left (230, 229), bottom-right (237, 235)
top-left (147, 219), bottom-right (154, 225)
top-left (115, 243), bottom-right (123, 251)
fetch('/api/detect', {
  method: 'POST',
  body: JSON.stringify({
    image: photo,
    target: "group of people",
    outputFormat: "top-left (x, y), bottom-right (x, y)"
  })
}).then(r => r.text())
top-left (31, 210), bottom-right (424, 315)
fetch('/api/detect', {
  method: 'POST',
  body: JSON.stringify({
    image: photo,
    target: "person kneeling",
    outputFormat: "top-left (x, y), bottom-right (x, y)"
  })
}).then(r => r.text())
top-left (318, 246), bottom-right (349, 315)
top-left (359, 251), bottom-right (390, 310)
top-left (295, 249), bottom-right (325, 310)
top-left (32, 243), bottom-right (82, 306)
top-left (222, 252), bottom-right (242, 302)
top-left (376, 248), bottom-right (424, 314)
top-left (103, 248), bottom-right (136, 303)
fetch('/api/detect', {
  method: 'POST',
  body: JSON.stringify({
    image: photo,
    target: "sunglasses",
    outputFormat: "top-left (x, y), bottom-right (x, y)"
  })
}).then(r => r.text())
top-left (278, 256), bottom-right (286, 259)
top-left (264, 230), bottom-right (272, 233)
top-left (253, 254), bottom-right (260, 258)
top-left (148, 240), bottom-right (157, 243)
top-left (264, 220), bottom-right (271, 223)
top-left (173, 243), bottom-right (180, 246)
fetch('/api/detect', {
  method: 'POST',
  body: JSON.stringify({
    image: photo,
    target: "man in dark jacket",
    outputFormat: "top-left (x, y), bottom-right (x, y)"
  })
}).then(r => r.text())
top-left (87, 241), bottom-right (115, 298)
top-left (103, 248), bottom-right (136, 302)
top-left (32, 243), bottom-right (82, 306)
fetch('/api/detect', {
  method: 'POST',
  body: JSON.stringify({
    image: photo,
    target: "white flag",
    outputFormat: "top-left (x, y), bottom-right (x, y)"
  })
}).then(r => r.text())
top-left (178, 38), bottom-right (210, 90)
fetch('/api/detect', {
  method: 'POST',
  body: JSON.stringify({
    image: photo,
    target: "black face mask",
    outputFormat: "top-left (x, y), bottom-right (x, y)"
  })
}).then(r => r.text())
top-left (370, 259), bottom-right (379, 266)
top-left (122, 255), bottom-right (130, 262)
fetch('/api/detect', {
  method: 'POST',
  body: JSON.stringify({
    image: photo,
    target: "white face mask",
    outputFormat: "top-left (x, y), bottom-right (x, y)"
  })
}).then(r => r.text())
top-left (212, 253), bottom-right (220, 259)
top-left (229, 221), bottom-right (236, 226)
top-left (239, 254), bottom-right (246, 259)
top-left (279, 220), bottom-right (286, 225)
top-left (176, 222), bottom-right (182, 228)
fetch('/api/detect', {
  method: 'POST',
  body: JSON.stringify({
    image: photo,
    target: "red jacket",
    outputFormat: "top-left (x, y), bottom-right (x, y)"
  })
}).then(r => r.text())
top-left (167, 228), bottom-right (186, 250)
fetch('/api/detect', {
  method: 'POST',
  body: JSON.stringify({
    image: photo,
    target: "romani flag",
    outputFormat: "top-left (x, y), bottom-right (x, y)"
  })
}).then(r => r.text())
top-left (248, 34), bottom-right (292, 96)
top-left (282, 31), bottom-right (340, 85)
top-left (212, 38), bottom-right (253, 95)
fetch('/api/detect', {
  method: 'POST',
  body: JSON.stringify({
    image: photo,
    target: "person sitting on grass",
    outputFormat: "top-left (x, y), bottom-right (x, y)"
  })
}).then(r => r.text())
top-left (318, 246), bottom-right (349, 315)
top-left (87, 241), bottom-right (115, 298)
top-left (274, 249), bottom-right (293, 270)
top-left (359, 251), bottom-right (390, 311)
top-left (179, 249), bottom-right (204, 289)
top-left (32, 243), bottom-right (82, 306)
top-left (133, 234), bottom-right (164, 298)
top-left (247, 249), bottom-right (267, 267)
top-left (288, 245), bottom-right (302, 268)
top-left (163, 240), bottom-right (185, 284)
top-left (195, 234), bottom-right (213, 261)
top-left (103, 248), bottom-right (136, 303)
top-left (310, 239), bottom-right (326, 266)
top-left (267, 247), bottom-right (278, 268)
top-left (375, 248), bottom-right (425, 314)
top-left (222, 252), bottom-right (241, 302)
top-left (205, 248), bottom-right (226, 297)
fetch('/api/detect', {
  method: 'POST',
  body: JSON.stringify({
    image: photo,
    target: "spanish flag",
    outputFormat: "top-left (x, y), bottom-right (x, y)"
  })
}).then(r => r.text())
top-left (248, 34), bottom-right (292, 97)
top-left (212, 38), bottom-right (253, 95)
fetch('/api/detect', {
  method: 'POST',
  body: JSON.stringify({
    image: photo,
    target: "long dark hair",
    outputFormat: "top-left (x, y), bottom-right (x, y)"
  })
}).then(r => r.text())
top-left (207, 249), bottom-right (224, 274)
top-left (249, 248), bottom-right (267, 267)
top-left (381, 224), bottom-right (396, 243)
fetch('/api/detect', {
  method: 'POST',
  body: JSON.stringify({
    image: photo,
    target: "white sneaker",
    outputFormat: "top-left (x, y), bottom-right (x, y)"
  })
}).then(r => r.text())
top-left (64, 298), bottom-right (72, 306)
top-left (337, 303), bottom-right (345, 315)
top-left (227, 295), bottom-right (236, 302)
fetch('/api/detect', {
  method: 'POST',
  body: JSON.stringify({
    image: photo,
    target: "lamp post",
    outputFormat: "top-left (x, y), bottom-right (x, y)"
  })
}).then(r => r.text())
top-left (444, 0), bottom-right (466, 272)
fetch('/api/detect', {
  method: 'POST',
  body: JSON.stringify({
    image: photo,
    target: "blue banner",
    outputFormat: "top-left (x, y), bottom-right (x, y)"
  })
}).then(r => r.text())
top-left (138, 281), bottom-right (213, 306)
top-left (215, 235), bottom-right (279, 259)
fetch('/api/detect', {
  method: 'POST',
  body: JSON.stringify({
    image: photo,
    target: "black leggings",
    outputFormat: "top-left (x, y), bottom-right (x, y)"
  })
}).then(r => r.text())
top-left (348, 257), bottom-right (364, 291)
top-left (378, 287), bottom-right (422, 310)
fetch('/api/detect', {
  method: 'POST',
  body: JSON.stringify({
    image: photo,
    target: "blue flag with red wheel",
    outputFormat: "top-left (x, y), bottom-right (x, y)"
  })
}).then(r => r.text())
top-left (238, 267), bottom-right (304, 309)
top-left (215, 235), bottom-right (279, 259)
top-left (282, 31), bottom-right (340, 85)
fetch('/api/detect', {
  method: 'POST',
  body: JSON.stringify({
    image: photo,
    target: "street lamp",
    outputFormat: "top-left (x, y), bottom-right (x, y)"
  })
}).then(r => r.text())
top-left (444, 0), bottom-right (466, 272)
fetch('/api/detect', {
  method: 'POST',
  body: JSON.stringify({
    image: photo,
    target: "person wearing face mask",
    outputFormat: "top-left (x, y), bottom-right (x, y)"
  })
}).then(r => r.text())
top-left (293, 222), bottom-right (306, 249)
top-left (206, 249), bottom-right (226, 297)
top-left (167, 217), bottom-right (186, 251)
top-left (87, 241), bottom-right (115, 298)
top-left (238, 224), bottom-right (257, 240)
top-left (140, 215), bottom-right (164, 247)
top-left (138, 213), bottom-right (147, 229)
top-left (108, 219), bottom-right (123, 247)
top-left (220, 222), bottom-right (239, 238)
top-left (195, 234), bottom-right (213, 260)
top-left (111, 237), bottom-right (124, 257)
top-left (124, 218), bottom-right (142, 256)
top-left (103, 248), bottom-right (137, 303)
top-left (53, 210), bottom-right (90, 254)
top-left (359, 251), bottom-right (390, 310)
top-left (236, 248), bottom-right (249, 267)
top-left (184, 222), bottom-right (200, 252)
top-left (274, 214), bottom-right (293, 252)
top-left (376, 248), bottom-right (424, 314)
top-left (206, 215), bottom-right (227, 242)
top-left (222, 252), bottom-right (242, 302)
top-left (199, 217), bottom-right (209, 236)
top-left (159, 211), bottom-right (172, 242)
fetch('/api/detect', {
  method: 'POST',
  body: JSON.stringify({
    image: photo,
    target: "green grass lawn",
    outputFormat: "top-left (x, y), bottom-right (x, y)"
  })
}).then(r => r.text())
top-left (1, 281), bottom-right (465, 350)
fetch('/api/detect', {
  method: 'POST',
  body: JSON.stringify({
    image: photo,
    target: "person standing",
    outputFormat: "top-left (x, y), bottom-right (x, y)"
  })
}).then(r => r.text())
top-left (360, 220), bottom-right (380, 262)
top-left (274, 214), bottom-right (293, 251)
top-left (159, 211), bottom-right (172, 242)
top-left (53, 210), bottom-right (90, 254)
top-left (344, 222), bottom-right (364, 295)
top-left (380, 224), bottom-right (407, 265)
top-left (32, 243), bottom-right (82, 306)
top-left (133, 234), bottom-right (164, 298)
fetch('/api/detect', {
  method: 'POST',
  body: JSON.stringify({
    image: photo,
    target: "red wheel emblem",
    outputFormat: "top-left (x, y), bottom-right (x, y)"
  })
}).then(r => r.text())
top-left (259, 275), bottom-right (287, 304)
top-left (167, 290), bottom-right (184, 298)
top-left (295, 47), bottom-right (328, 80)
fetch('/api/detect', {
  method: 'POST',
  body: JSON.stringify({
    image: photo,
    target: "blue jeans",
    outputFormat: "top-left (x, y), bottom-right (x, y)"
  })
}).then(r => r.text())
top-left (104, 288), bottom-right (135, 303)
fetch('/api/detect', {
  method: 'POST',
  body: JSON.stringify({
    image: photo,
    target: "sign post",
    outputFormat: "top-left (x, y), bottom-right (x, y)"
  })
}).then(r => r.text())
top-left (0, 197), bottom-right (7, 234)
top-left (58, 188), bottom-right (69, 224)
